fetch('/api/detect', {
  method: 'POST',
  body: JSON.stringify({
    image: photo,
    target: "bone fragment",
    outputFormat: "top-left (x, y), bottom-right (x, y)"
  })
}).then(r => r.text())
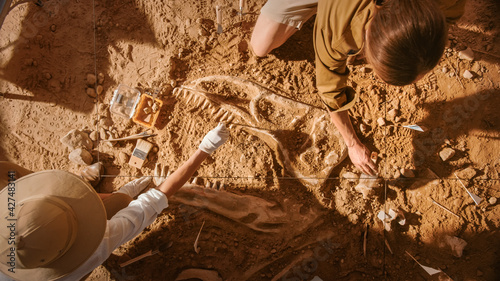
top-left (194, 220), bottom-right (205, 254)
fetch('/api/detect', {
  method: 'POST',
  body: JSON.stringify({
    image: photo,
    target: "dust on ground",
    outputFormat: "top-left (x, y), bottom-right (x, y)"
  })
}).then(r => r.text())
top-left (1, 0), bottom-right (499, 280)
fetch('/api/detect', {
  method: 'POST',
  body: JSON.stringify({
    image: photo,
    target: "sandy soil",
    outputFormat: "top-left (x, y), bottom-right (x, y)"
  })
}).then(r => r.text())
top-left (1, 0), bottom-right (499, 280)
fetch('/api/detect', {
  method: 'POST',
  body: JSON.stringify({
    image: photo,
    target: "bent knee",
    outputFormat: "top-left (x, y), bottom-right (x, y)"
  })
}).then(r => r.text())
top-left (250, 37), bottom-right (271, 57)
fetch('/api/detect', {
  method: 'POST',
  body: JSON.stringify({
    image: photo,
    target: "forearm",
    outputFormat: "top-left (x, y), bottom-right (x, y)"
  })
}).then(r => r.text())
top-left (329, 110), bottom-right (360, 147)
top-left (157, 149), bottom-right (209, 197)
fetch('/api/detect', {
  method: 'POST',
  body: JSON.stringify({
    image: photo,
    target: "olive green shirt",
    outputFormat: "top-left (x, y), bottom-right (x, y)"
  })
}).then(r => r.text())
top-left (313, 0), bottom-right (466, 112)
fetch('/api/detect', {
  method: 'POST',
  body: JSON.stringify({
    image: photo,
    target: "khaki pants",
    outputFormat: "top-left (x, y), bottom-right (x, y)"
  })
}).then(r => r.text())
top-left (0, 161), bottom-right (132, 219)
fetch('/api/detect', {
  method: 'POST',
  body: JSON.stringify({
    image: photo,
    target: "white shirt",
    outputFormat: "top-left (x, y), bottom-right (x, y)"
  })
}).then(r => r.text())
top-left (0, 188), bottom-right (168, 281)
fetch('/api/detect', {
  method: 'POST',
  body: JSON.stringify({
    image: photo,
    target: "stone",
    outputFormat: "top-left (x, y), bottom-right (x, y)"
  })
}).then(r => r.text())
top-left (400, 168), bottom-right (415, 178)
top-left (441, 67), bottom-right (448, 73)
top-left (456, 167), bottom-right (477, 180)
top-left (360, 124), bottom-right (368, 134)
top-left (44, 72), bottom-right (52, 80)
top-left (99, 128), bottom-right (106, 140)
top-left (439, 147), bottom-right (455, 161)
top-left (60, 129), bottom-right (93, 151)
top-left (387, 109), bottom-right (398, 121)
top-left (489, 197), bottom-right (497, 205)
top-left (86, 73), bottom-right (96, 86)
top-left (118, 151), bottom-right (129, 164)
top-left (99, 117), bottom-right (113, 130)
top-left (50, 24), bottom-right (56, 32)
top-left (96, 85), bottom-right (103, 95)
top-left (97, 72), bottom-right (105, 84)
top-left (89, 131), bottom-right (98, 141)
top-left (359, 66), bottom-right (367, 73)
top-left (69, 148), bottom-right (93, 166)
top-left (377, 117), bottom-right (385, 126)
top-left (444, 235), bottom-right (467, 258)
top-left (463, 70), bottom-right (474, 79)
top-left (86, 87), bottom-right (97, 98)
top-left (458, 47), bottom-right (474, 61)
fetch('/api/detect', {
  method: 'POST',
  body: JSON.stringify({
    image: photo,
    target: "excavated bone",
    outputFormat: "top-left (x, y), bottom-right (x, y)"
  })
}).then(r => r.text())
top-left (201, 100), bottom-right (210, 110)
top-left (175, 268), bottom-right (222, 281)
top-left (178, 76), bottom-right (348, 188)
top-left (173, 87), bottom-right (181, 96)
top-left (171, 184), bottom-right (320, 233)
top-left (354, 174), bottom-right (380, 199)
top-left (377, 208), bottom-right (405, 231)
top-left (191, 177), bottom-right (198, 184)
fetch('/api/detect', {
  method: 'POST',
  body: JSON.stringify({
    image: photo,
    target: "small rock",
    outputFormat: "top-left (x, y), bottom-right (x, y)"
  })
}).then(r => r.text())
top-left (118, 152), bottom-right (129, 164)
top-left (69, 148), bottom-right (93, 166)
top-left (463, 70), bottom-right (474, 79)
top-left (360, 124), bottom-right (368, 134)
top-left (89, 131), bottom-right (98, 141)
top-left (86, 87), bottom-right (96, 98)
top-left (60, 129), bottom-right (93, 151)
top-left (96, 85), bottom-right (103, 95)
top-left (359, 66), bottom-right (367, 73)
top-left (377, 117), bottom-right (386, 126)
top-left (44, 72), bottom-right (52, 80)
top-left (24, 58), bottom-right (33, 66)
top-left (441, 67), bottom-right (448, 73)
top-left (32, 60), bottom-right (38, 67)
top-left (99, 128), bottom-right (106, 140)
top-left (456, 167), bottom-right (477, 180)
top-left (439, 147), bottom-right (455, 161)
top-left (99, 117), bottom-right (113, 130)
top-left (489, 197), bottom-right (497, 205)
top-left (387, 109), bottom-right (398, 121)
top-left (270, 249), bottom-right (277, 254)
top-left (50, 24), bottom-right (56, 32)
top-left (86, 73), bottom-right (97, 86)
top-left (400, 168), bottom-right (415, 178)
top-left (444, 236), bottom-right (467, 258)
top-left (97, 72), bottom-right (105, 84)
top-left (458, 47), bottom-right (474, 61)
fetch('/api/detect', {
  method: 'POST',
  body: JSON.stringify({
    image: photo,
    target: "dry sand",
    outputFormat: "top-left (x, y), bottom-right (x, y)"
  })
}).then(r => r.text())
top-left (1, 0), bottom-right (499, 280)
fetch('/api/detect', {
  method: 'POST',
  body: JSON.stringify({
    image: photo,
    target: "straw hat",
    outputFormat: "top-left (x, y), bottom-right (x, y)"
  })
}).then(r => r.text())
top-left (0, 170), bottom-right (106, 281)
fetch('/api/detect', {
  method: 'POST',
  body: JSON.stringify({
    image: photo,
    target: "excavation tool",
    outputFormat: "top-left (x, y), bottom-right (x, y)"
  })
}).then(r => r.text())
top-left (105, 131), bottom-right (157, 142)
top-left (239, 0), bottom-right (245, 17)
top-left (405, 251), bottom-right (442, 276)
top-left (129, 139), bottom-right (154, 169)
top-left (454, 172), bottom-right (482, 205)
top-left (120, 241), bottom-right (173, 267)
top-left (194, 220), bottom-right (205, 254)
top-left (216, 5), bottom-right (223, 33)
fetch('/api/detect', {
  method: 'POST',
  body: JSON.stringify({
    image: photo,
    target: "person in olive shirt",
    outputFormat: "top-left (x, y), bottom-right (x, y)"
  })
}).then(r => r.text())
top-left (250, 0), bottom-right (465, 175)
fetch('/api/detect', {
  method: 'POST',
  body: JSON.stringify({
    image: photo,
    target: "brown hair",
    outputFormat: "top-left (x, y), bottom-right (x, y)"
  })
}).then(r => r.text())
top-left (365, 0), bottom-right (447, 86)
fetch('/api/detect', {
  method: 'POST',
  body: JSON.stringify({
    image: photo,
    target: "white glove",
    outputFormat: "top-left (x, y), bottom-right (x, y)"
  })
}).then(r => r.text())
top-left (199, 122), bottom-right (229, 154)
top-left (115, 176), bottom-right (152, 198)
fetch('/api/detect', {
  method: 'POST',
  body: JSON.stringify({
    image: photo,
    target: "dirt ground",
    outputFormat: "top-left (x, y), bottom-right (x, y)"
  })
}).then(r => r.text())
top-left (1, 0), bottom-right (500, 280)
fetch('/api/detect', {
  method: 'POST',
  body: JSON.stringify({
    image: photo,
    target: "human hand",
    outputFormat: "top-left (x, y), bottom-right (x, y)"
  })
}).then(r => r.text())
top-left (348, 142), bottom-right (378, 176)
top-left (199, 122), bottom-right (229, 154)
top-left (118, 176), bottom-right (152, 197)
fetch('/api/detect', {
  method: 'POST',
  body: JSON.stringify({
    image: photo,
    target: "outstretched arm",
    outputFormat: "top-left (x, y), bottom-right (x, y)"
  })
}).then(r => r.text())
top-left (157, 149), bottom-right (209, 197)
top-left (330, 110), bottom-right (377, 175)
top-left (157, 122), bottom-right (229, 197)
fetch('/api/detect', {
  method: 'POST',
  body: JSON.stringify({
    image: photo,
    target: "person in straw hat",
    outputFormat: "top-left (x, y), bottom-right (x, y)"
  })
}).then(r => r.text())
top-left (0, 123), bottom-right (229, 281)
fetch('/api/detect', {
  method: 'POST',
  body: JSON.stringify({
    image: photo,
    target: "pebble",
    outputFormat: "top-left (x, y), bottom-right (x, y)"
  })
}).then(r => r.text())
top-left (360, 124), bottom-right (368, 134)
top-left (99, 128), bottom-right (106, 140)
top-left (44, 72), bottom-right (52, 80)
top-left (359, 66), bottom-right (367, 73)
top-left (69, 148), bottom-right (93, 166)
top-left (86, 73), bottom-right (97, 86)
top-left (96, 85), bottom-right (103, 95)
top-left (98, 72), bottom-right (105, 84)
top-left (387, 108), bottom-right (398, 121)
top-left (457, 167), bottom-right (477, 180)
top-left (489, 197), bottom-right (497, 205)
top-left (118, 151), bottom-right (129, 164)
top-left (463, 70), bottom-right (474, 79)
top-left (89, 131), bottom-right (98, 141)
top-left (86, 87), bottom-right (97, 98)
top-left (60, 129), bottom-right (93, 151)
top-left (270, 249), bottom-right (276, 254)
top-left (377, 117), bottom-right (386, 126)
top-left (441, 67), bottom-right (448, 73)
top-left (50, 24), bottom-right (56, 32)
top-left (400, 168), bottom-right (415, 178)
top-left (439, 147), bottom-right (455, 161)
top-left (458, 47), bottom-right (474, 61)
